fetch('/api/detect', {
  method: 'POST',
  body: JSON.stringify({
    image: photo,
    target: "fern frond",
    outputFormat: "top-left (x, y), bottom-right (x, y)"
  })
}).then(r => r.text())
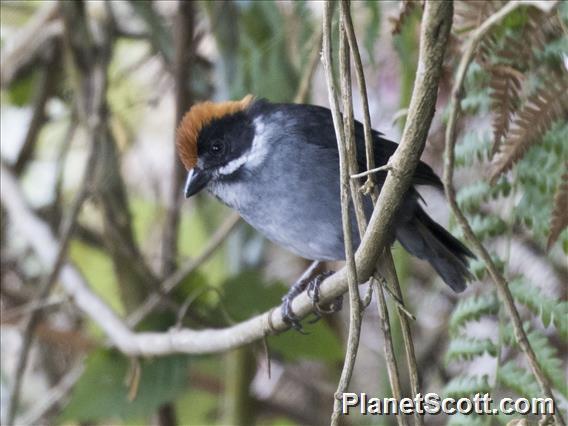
top-left (450, 293), bottom-right (499, 335)
top-left (454, 1), bottom-right (504, 34)
top-left (497, 361), bottom-right (540, 399)
top-left (444, 375), bottom-right (491, 398)
top-left (469, 214), bottom-right (507, 240)
top-left (457, 181), bottom-right (492, 213)
top-left (455, 131), bottom-right (492, 168)
top-left (445, 337), bottom-right (498, 364)
top-left (509, 278), bottom-right (568, 340)
top-left (502, 325), bottom-right (567, 397)
top-left (490, 77), bottom-right (568, 183)
top-left (489, 65), bottom-right (523, 155)
top-left (466, 254), bottom-right (505, 281)
top-left (547, 164), bottom-right (568, 250)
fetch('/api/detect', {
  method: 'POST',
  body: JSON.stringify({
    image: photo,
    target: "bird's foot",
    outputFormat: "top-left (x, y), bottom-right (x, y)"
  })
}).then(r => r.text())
top-left (281, 281), bottom-right (309, 334)
top-left (281, 263), bottom-right (342, 331)
top-left (306, 271), bottom-right (343, 323)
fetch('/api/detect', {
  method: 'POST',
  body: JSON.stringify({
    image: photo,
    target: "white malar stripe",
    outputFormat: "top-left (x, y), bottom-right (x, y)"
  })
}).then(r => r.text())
top-left (217, 116), bottom-right (270, 176)
top-left (218, 156), bottom-right (248, 175)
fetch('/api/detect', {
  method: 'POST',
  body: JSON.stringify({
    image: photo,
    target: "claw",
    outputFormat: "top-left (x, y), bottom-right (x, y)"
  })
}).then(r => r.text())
top-left (306, 271), bottom-right (342, 317)
top-left (280, 265), bottom-right (341, 333)
top-left (281, 295), bottom-right (308, 334)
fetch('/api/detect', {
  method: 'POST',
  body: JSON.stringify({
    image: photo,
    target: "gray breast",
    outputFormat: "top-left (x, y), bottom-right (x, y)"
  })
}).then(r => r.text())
top-left (211, 135), bottom-right (358, 260)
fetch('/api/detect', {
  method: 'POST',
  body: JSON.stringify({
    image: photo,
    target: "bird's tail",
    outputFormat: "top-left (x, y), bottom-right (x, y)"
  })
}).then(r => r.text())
top-left (395, 205), bottom-right (474, 292)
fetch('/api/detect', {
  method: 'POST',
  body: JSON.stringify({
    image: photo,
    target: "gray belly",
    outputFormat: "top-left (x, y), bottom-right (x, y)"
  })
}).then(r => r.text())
top-left (211, 165), bottom-right (364, 261)
top-left (238, 190), bottom-right (348, 261)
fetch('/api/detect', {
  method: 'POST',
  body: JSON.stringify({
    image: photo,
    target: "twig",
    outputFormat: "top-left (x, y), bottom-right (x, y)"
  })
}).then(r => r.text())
top-left (13, 49), bottom-right (59, 175)
top-left (175, 286), bottom-right (235, 329)
top-left (17, 362), bottom-right (85, 426)
top-left (2, 295), bottom-right (67, 323)
top-left (339, 5), bottom-right (409, 424)
top-left (375, 1), bottom-right (454, 421)
top-left (126, 211), bottom-right (241, 327)
top-left (294, 26), bottom-right (322, 104)
top-left (350, 164), bottom-right (392, 180)
top-left (52, 116), bottom-right (77, 213)
top-left (375, 272), bottom-right (416, 321)
top-left (322, 4), bottom-right (365, 425)
top-left (4, 133), bottom-right (97, 426)
top-left (373, 276), bottom-right (406, 426)
top-left (161, 0), bottom-right (194, 277)
top-left (0, 2), bottom-right (62, 87)
top-left (377, 250), bottom-right (420, 426)
top-left (158, 7), bottom-right (194, 422)
top-left (340, 0), bottom-right (378, 192)
top-left (443, 2), bottom-right (565, 425)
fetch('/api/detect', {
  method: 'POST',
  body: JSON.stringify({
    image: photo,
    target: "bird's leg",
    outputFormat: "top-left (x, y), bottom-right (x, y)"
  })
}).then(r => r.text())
top-left (281, 261), bottom-right (321, 332)
top-left (306, 271), bottom-right (342, 323)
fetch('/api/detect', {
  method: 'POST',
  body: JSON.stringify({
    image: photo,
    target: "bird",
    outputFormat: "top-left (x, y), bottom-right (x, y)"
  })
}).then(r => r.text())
top-left (176, 95), bottom-right (474, 326)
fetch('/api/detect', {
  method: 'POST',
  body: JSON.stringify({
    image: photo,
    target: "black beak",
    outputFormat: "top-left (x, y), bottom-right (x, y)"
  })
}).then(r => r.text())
top-left (184, 168), bottom-right (210, 198)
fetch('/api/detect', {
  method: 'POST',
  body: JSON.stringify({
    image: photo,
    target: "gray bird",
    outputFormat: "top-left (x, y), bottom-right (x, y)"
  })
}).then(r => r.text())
top-left (177, 95), bottom-right (473, 325)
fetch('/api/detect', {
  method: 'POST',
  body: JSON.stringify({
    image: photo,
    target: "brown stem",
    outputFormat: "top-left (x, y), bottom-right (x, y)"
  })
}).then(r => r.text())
top-left (4, 126), bottom-right (98, 426)
top-left (157, 4), bottom-right (194, 423)
top-left (322, 3), bottom-right (365, 424)
top-left (13, 46), bottom-right (59, 176)
top-left (161, 0), bottom-right (195, 276)
top-left (374, 277), bottom-right (407, 426)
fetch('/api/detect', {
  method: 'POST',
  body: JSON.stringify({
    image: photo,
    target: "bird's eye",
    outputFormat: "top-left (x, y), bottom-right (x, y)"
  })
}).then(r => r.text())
top-left (210, 140), bottom-right (225, 156)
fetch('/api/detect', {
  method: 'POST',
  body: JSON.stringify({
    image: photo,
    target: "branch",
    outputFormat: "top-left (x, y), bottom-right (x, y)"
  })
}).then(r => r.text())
top-left (161, 0), bottom-right (195, 276)
top-left (126, 212), bottom-right (241, 327)
top-left (293, 26), bottom-right (322, 104)
top-left (4, 129), bottom-right (97, 426)
top-left (339, 6), bottom-right (407, 423)
top-left (17, 363), bottom-right (85, 426)
top-left (13, 48), bottom-right (59, 175)
top-left (321, 4), bottom-right (363, 424)
top-left (373, 277), bottom-right (405, 420)
top-left (442, 1), bottom-right (565, 425)
top-left (0, 2), bottom-right (62, 87)
top-left (0, 0), bottom-right (453, 357)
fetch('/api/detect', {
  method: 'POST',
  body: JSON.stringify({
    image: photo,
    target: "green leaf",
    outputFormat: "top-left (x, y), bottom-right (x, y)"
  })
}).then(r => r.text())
top-left (268, 320), bottom-right (344, 363)
top-left (70, 240), bottom-right (123, 317)
top-left (457, 181), bottom-right (491, 213)
top-left (221, 270), bottom-right (287, 322)
top-left (455, 131), bottom-right (491, 168)
top-left (6, 70), bottom-right (38, 106)
top-left (468, 214), bottom-right (507, 240)
top-left (463, 253), bottom-right (505, 281)
top-left (60, 350), bottom-right (189, 422)
top-left (444, 375), bottom-right (491, 399)
top-left (449, 293), bottom-right (499, 336)
top-left (509, 278), bottom-right (568, 340)
top-left (445, 337), bottom-right (498, 365)
top-left (497, 361), bottom-right (541, 399)
top-left (502, 325), bottom-right (567, 397)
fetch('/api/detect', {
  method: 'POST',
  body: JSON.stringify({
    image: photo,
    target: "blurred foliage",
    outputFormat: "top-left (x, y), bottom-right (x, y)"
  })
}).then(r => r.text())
top-left (60, 350), bottom-right (189, 423)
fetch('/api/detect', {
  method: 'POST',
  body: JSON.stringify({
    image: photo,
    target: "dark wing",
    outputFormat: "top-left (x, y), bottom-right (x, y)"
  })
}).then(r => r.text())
top-left (355, 122), bottom-right (443, 190)
top-left (249, 100), bottom-right (443, 190)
